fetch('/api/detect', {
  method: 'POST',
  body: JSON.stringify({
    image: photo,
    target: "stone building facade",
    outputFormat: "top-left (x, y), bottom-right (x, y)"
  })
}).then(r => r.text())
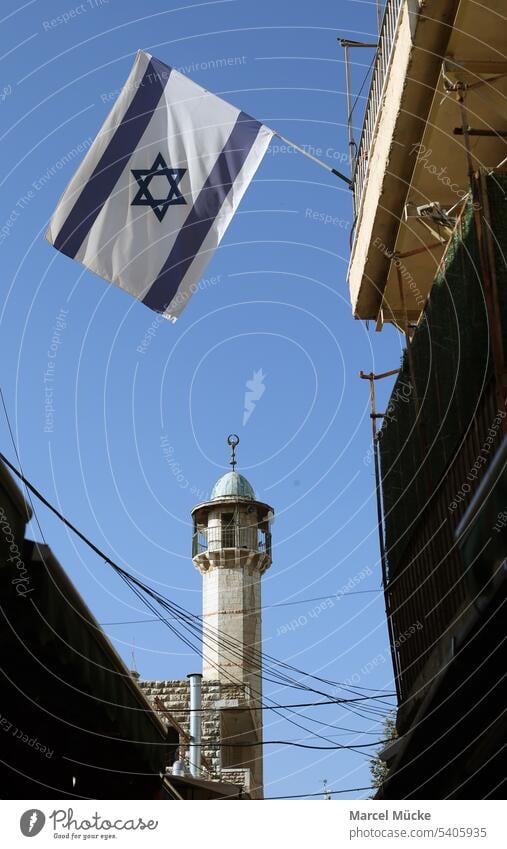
top-left (140, 678), bottom-right (253, 794)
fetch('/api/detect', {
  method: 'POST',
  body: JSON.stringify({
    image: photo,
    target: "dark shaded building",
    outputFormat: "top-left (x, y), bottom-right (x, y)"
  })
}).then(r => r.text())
top-left (0, 458), bottom-right (249, 800)
top-left (0, 458), bottom-right (175, 798)
top-left (343, 0), bottom-right (507, 799)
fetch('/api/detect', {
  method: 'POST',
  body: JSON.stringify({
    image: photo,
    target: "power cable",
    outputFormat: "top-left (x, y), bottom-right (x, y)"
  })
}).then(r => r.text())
top-left (155, 695), bottom-right (396, 711)
top-left (115, 567), bottom-right (378, 750)
top-left (182, 739), bottom-right (389, 750)
top-left (266, 785), bottom-right (374, 799)
top-left (0, 443), bottom-right (394, 745)
top-left (100, 588), bottom-right (381, 624)
top-left (0, 441), bottom-right (394, 700)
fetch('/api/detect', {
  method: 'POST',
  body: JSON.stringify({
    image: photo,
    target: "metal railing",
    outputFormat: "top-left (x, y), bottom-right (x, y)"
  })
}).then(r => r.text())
top-left (192, 525), bottom-right (271, 558)
top-left (193, 531), bottom-right (208, 557)
top-left (351, 0), bottom-right (404, 217)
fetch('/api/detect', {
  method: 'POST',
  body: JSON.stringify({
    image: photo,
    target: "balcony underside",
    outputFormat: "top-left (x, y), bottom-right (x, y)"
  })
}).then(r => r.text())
top-left (348, 0), bottom-right (507, 327)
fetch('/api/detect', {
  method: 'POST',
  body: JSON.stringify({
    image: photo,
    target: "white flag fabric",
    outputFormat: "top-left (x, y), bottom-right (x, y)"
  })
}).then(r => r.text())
top-left (46, 50), bottom-right (273, 321)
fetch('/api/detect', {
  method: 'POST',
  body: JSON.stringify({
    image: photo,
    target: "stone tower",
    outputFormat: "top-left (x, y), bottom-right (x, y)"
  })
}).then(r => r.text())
top-left (191, 435), bottom-right (274, 798)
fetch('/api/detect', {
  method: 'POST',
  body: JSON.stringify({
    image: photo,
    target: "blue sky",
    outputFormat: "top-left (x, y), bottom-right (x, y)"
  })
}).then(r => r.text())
top-left (0, 0), bottom-right (405, 799)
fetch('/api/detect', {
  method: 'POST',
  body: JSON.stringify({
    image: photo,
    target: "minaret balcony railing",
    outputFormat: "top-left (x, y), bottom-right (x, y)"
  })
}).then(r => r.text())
top-left (192, 525), bottom-right (272, 558)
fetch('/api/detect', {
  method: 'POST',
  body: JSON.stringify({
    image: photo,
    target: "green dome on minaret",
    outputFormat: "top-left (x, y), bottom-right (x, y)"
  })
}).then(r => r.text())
top-left (210, 471), bottom-right (255, 500)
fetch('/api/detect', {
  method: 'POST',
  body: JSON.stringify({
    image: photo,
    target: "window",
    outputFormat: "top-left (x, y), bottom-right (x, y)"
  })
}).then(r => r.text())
top-left (222, 513), bottom-right (235, 547)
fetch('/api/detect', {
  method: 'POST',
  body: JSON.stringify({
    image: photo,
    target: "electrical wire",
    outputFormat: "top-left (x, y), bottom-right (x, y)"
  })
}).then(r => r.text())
top-left (105, 559), bottom-right (355, 748)
top-left (0, 442), bottom-right (395, 747)
top-left (117, 567), bottom-right (394, 705)
top-left (155, 695), bottom-right (396, 711)
top-left (348, 51), bottom-right (376, 125)
top-left (114, 564), bottom-right (395, 716)
top-left (99, 587), bottom-right (381, 624)
top-left (179, 739), bottom-right (389, 750)
top-left (0, 393), bottom-right (395, 815)
top-left (115, 565), bottom-right (392, 758)
top-left (266, 785), bottom-right (374, 799)
top-left (114, 566), bottom-right (379, 751)
top-left (0, 442), bottom-right (394, 700)
top-left (0, 389), bottom-right (48, 547)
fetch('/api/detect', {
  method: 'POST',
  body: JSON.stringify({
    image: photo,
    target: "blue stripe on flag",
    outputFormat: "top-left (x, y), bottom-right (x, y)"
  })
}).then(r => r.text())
top-left (142, 111), bottom-right (263, 314)
top-left (53, 58), bottom-right (171, 258)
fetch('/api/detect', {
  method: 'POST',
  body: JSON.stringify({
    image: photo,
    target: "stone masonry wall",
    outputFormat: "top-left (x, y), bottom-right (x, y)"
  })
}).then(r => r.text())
top-left (140, 678), bottom-right (250, 790)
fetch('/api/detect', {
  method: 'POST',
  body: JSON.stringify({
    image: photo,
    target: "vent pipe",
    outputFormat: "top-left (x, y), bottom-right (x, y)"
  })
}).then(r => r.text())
top-left (187, 673), bottom-right (202, 778)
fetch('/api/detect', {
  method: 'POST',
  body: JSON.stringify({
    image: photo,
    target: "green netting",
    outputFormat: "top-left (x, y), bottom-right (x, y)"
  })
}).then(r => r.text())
top-left (378, 174), bottom-right (507, 578)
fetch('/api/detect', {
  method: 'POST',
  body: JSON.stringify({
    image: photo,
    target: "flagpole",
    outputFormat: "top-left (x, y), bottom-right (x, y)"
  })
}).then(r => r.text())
top-left (271, 131), bottom-right (352, 186)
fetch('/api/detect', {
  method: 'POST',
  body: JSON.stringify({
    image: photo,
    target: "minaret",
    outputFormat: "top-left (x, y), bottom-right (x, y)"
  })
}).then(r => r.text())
top-left (191, 435), bottom-right (274, 798)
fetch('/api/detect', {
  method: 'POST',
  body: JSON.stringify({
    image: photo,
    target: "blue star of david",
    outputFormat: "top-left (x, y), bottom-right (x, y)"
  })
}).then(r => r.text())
top-left (131, 152), bottom-right (186, 222)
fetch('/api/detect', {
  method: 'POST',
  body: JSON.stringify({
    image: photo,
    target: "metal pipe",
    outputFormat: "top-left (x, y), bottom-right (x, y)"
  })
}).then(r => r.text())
top-left (187, 673), bottom-right (202, 778)
top-left (271, 130), bottom-right (351, 186)
top-left (359, 370), bottom-right (401, 701)
top-left (343, 44), bottom-right (355, 172)
top-left (337, 38), bottom-right (377, 183)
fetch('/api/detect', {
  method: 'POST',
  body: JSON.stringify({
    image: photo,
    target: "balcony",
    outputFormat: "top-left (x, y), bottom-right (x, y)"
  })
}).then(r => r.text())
top-left (347, 0), bottom-right (507, 326)
top-left (351, 0), bottom-right (404, 218)
top-left (377, 175), bottom-right (507, 704)
top-left (192, 523), bottom-right (272, 560)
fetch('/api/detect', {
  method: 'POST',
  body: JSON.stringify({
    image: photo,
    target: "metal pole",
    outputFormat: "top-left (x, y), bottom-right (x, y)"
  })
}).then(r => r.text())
top-left (271, 131), bottom-right (351, 186)
top-left (359, 369), bottom-right (401, 701)
top-left (343, 43), bottom-right (355, 172)
top-left (394, 263), bottom-right (433, 499)
top-left (337, 38), bottom-right (378, 182)
top-left (187, 673), bottom-right (202, 778)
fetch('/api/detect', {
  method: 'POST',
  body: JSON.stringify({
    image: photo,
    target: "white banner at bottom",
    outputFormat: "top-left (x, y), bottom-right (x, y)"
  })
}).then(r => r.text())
top-left (3, 800), bottom-right (503, 847)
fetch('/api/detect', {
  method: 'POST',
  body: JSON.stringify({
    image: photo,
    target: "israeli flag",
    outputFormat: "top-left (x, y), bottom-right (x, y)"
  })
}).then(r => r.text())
top-left (46, 50), bottom-right (273, 321)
